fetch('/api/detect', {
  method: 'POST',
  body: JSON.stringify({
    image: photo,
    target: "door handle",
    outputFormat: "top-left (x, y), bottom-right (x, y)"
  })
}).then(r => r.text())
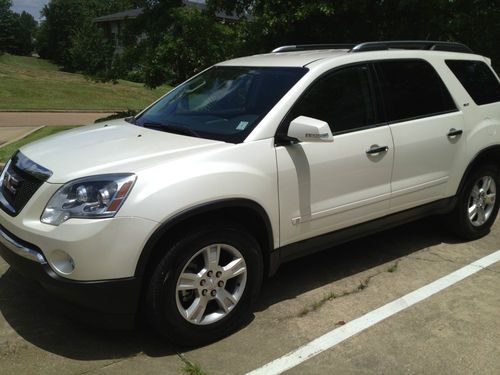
top-left (447, 128), bottom-right (463, 137)
top-left (366, 145), bottom-right (389, 155)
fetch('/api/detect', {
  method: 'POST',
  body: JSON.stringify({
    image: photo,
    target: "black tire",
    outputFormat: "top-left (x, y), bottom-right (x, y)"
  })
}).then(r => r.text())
top-left (447, 164), bottom-right (499, 240)
top-left (146, 223), bottom-right (263, 347)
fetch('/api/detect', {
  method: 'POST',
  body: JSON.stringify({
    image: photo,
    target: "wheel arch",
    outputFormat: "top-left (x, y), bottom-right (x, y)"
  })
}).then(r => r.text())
top-left (457, 145), bottom-right (500, 195)
top-left (135, 198), bottom-right (277, 280)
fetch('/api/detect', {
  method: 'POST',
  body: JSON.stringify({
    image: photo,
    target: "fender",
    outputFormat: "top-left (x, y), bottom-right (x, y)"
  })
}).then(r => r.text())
top-left (457, 145), bottom-right (500, 195)
top-left (134, 198), bottom-right (275, 277)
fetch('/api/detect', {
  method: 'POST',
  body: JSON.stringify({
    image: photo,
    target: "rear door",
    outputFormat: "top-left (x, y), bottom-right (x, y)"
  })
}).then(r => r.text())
top-left (374, 59), bottom-right (467, 212)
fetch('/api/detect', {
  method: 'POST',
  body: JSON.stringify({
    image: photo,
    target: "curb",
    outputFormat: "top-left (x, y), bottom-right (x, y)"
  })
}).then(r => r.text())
top-left (0, 126), bottom-right (46, 150)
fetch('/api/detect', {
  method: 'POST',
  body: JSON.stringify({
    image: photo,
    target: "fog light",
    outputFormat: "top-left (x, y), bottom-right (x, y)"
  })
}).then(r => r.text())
top-left (50, 250), bottom-right (75, 274)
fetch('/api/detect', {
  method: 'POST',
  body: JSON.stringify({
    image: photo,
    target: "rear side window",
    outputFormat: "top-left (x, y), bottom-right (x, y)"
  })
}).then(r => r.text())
top-left (376, 60), bottom-right (456, 123)
top-left (446, 60), bottom-right (500, 105)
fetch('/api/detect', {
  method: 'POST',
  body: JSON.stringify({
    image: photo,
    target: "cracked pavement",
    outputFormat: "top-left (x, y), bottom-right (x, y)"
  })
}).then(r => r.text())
top-left (0, 217), bottom-right (499, 374)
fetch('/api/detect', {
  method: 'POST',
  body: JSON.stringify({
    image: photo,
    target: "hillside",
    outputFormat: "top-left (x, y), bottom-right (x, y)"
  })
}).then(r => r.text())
top-left (0, 54), bottom-right (171, 111)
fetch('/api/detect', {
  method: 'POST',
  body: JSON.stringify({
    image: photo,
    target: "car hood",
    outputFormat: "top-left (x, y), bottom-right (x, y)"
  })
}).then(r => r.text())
top-left (19, 120), bottom-right (227, 183)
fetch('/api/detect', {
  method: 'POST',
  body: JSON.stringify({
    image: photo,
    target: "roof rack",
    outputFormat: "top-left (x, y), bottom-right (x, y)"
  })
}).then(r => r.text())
top-left (272, 44), bottom-right (355, 53)
top-left (272, 40), bottom-right (473, 54)
top-left (351, 41), bottom-right (473, 53)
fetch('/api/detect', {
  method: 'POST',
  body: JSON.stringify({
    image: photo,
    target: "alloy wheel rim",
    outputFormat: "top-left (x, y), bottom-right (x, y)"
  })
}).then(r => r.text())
top-left (467, 175), bottom-right (496, 227)
top-left (175, 243), bottom-right (247, 325)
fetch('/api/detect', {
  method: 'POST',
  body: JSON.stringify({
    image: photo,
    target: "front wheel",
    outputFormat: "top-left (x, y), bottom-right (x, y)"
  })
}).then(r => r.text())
top-left (448, 165), bottom-right (499, 240)
top-left (146, 224), bottom-right (263, 346)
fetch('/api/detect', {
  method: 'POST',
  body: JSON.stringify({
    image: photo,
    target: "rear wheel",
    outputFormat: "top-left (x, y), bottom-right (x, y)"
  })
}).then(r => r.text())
top-left (146, 224), bottom-right (263, 347)
top-left (448, 165), bottom-right (499, 240)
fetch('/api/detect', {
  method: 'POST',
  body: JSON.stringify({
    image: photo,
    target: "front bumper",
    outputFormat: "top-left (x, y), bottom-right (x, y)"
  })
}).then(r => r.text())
top-left (0, 224), bottom-right (142, 328)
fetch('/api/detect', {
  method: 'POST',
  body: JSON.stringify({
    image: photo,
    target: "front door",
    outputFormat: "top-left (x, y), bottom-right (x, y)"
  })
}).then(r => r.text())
top-left (276, 64), bottom-right (394, 247)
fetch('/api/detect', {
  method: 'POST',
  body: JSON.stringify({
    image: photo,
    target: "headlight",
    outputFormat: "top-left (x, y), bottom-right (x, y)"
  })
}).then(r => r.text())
top-left (41, 174), bottom-right (136, 226)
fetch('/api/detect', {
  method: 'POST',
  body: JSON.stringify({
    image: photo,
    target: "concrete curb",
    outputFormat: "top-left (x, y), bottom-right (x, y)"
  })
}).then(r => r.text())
top-left (0, 125), bottom-right (46, 150)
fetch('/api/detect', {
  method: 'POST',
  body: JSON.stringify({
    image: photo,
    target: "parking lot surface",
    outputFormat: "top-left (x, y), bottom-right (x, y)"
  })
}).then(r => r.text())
top-left (0, 217), bottom-right (498, 374)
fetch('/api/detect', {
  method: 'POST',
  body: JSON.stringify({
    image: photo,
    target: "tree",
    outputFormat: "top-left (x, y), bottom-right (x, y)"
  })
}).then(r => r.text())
top-left (208, 0), bottom-right (500, 72)
top-left (139, 5), bottom-right (239, 87)
top-left (0, 0), bottom-right (16, 53)
top-left (0, 1), bottom-right (37, 55)
top-left (68, 21), bottom-right (116, 80)
top-left (10, 11), bottom-right (37, 55)
top-left (36, 0), bottom-right (136, 69)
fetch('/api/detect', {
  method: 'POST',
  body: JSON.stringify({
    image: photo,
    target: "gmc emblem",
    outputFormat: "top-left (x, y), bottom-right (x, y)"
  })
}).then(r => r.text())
top-left (3, 171), bottom-right (20, 195)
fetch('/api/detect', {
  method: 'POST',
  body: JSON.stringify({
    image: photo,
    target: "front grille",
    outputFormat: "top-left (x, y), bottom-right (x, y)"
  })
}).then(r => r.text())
top-left (0, 152), bottom-right (52, 216)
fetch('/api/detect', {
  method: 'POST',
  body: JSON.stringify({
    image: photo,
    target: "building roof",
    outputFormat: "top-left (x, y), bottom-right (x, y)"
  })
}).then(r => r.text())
top-left (94, 8), bottom-right (143, 23)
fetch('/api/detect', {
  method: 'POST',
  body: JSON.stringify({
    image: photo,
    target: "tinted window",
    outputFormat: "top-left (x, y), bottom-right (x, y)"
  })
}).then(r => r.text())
top-left (287, 64), bottom-right (377, 134)
top-left (376, 60), bottom-right (456, 122)
top-left (136, 66), bottom-right (307, 143)
top-left (446, 60), bottom-right (500, 105)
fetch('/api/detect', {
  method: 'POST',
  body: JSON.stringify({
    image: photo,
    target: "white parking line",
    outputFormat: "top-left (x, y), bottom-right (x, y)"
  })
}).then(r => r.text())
top-left (247, 250), bottom-right (500, 375)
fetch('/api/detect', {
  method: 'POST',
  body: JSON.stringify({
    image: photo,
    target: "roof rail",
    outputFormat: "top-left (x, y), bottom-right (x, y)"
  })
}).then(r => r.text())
top-left (272, 44), bottom-right (355, 53)
top-left (351, 41), bottom-right (473, 53)
top-left (271, 41), bottom-right (473, 54)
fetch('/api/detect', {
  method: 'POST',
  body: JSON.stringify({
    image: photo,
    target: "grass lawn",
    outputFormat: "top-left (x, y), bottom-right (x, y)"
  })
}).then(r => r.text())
top-left (0, 54), bottom-right (171, 111)
top-left (0, 126), bottom-right (75, 163)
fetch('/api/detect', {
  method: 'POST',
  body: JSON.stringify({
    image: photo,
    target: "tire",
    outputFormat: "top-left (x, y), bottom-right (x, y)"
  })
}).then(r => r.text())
top-left (448, 164), bottom-right (499, 240)
top-left (146, 223), bottom-right (263, 347)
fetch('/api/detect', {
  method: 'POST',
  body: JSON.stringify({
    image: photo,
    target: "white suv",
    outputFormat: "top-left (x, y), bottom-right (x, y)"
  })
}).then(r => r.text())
top-left (1, 41), bottom-right (499, 346)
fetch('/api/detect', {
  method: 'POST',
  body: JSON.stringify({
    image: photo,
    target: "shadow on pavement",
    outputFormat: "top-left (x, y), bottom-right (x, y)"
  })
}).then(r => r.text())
top-left (256, 217), bottom-right (462, 311)
top-left (0, 273), bottom-right (175, 360)
top-left (0, 217), bottom-right (463, 360)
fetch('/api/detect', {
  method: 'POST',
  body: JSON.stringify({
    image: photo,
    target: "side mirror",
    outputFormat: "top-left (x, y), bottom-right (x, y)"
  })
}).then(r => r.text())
top-left (287, 116), bottom-right (333, 143)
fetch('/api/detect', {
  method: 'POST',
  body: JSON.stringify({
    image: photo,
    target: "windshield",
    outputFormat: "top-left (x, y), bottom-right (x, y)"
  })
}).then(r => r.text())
top-left (135, 66), bottom-right (308, 143)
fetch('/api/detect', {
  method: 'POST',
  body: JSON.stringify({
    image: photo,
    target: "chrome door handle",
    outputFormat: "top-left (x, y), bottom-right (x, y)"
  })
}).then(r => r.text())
top-left (366, 145), bottom-right (389, 155)
top-left (447, 128), bottom-right (463, 137)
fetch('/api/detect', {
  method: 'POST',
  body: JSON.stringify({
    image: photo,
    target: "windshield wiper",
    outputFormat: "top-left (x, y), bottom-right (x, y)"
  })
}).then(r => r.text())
top-left (141, 122), bottom-right (200, 138)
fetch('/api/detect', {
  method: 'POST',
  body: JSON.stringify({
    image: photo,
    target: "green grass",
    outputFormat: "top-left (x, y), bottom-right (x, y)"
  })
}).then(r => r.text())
top-left (0, 54), bottom-right (171, 111)
top-left (0, 126), bottom-right (75, 163)
top-left (181, 361), bottom-right (208, 375)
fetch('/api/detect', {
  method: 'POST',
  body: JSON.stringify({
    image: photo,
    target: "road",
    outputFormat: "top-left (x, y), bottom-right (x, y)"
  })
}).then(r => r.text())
top-left (0, 112), bottom-right (114, 145)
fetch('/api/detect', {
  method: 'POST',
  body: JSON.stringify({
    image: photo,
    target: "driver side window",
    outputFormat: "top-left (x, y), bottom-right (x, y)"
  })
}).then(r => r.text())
top-left (287, 64), bottom-right (378, 134)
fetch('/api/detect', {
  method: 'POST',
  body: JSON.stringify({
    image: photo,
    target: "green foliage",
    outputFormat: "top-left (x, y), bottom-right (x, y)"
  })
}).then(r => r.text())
top-left (141, 5), bottom-right (239, 87)
top-left (36, 0), bottom-right (136, 69)
top-left (180, 358), bottom-right (208, 375)
top-left (12, 0), bottom-right (499, 88)
top-left (69, 21), bottom-right (116, 80)
top-left (0, 0), bottom-right (15, 54)
top-left (0, 1), bottom-right (37, 55)
top-left (37, 0), bottom-right (94, 66)
top-left (208, 0), bottom-right (500, 72)
top-left (10, 11), bottom-right (37, 55)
